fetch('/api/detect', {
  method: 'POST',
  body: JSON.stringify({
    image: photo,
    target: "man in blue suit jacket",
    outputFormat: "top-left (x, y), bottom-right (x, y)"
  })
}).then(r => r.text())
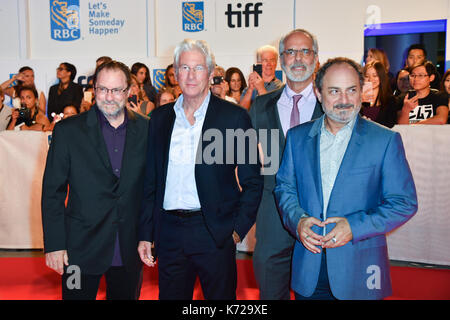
top-left (274, 57), bottom-right (417, 300)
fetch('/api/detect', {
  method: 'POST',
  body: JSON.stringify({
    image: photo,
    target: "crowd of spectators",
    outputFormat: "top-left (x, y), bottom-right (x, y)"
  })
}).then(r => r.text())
top-left (0, 42), bottom-right (449, 132)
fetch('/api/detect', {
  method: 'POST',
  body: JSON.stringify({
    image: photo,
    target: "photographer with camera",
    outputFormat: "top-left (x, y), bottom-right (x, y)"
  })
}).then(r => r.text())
top-left (1, 66), bottom-right (47, 115)
top-left (210, 66), bottom-right (237, 103)
top-left (6, 86), bottom-right (50, 131)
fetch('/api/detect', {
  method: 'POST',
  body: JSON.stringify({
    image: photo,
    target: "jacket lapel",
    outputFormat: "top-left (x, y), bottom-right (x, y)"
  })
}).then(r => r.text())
top-left (264, 90), bottom-right (286, 159)
top-left (117, 110), bottom-right (139, 192)
top-left (161, 105), bottom-right (176, 183)
top-left (306, 117), bottom-right (325, 215)
top-left (86, 105), bottom-right (113, 172)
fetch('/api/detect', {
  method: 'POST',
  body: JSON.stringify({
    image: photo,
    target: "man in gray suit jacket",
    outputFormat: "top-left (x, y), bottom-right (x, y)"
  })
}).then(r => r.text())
top-left (250, 29), bottom-right (323, 300)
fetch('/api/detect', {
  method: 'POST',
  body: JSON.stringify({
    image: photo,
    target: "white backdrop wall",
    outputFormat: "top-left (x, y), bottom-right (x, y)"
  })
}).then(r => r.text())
top-left (1, 0), bottom-right (449, 109)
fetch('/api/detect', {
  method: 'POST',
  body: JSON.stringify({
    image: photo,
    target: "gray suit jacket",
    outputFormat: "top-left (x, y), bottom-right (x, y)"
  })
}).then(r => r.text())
top-left (249, 85), bottom-right (323, 244)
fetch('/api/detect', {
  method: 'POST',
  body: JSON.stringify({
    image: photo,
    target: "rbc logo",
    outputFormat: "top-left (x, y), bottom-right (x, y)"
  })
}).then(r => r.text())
top-left (153, 69), bottom-right (166, 91)
top-left (182, 2), bottom-right (204, 32)
top-left (50, 0), bottom-right (81, 41)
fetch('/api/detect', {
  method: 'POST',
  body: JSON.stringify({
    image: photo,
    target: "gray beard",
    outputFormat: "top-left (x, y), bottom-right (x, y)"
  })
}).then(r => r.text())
top-left (324, 103), bottom-right (361, 124)
top-left (282, 62), bottom-right (315, 82)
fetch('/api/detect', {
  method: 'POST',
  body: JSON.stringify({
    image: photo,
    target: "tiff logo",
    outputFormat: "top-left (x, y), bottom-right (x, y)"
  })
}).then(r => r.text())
top-left (225, 2), bottom-right (263, 28)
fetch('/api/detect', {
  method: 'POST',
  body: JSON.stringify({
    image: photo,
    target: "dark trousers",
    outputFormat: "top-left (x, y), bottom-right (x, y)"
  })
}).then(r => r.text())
top-left (62, 265), bottom-right (143, 300)
top-left (294, 250), bottom-right (337, 300)
top-left (157, 213), bottom-right (237, 300)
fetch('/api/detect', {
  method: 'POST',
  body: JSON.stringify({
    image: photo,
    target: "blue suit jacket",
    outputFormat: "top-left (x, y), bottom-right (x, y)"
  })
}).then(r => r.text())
top-left (274, 115), bottom-right (417, 300)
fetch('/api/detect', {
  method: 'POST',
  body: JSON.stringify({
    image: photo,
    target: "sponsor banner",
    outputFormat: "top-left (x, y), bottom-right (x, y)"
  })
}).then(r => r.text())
top-left (156, 0), bottom-right (294, 57)
top-left (153, 69), bottom-right (166, 91)
top-left (29, 0), bottom-right (148, 58)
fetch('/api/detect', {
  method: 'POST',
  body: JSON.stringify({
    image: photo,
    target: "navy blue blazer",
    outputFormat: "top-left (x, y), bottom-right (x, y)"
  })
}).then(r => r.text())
top-left (139, 94), bottom-right (263, 252)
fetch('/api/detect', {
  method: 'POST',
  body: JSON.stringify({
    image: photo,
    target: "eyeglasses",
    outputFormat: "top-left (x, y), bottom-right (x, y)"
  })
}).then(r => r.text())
top-left (282, 48), bottom-right (315, 58)
top-left (409, 74), bottom-right (429, 79)
top-left (178, 64), bottom-right (207, 74)
top-left (95, 86), bottom-right (128, 96)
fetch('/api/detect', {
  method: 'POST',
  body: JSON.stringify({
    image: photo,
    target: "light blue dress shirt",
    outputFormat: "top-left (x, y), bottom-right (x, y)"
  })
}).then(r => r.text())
top-left (319, 115), bottom-right (357, 234)
top-left (163, 92), bottom-right (211, 210)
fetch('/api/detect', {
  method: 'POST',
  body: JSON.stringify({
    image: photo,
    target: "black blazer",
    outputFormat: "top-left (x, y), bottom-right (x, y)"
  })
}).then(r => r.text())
top-left (139, 94), bottom-right (264, 251)
top-left (42, 105), bottom-right (149, 274)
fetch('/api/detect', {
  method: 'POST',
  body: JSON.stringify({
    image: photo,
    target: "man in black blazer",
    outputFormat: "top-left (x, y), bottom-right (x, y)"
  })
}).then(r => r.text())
top-left (138, 39), bottom-right (263, 300)
top-left (42, 61), bottom-right (149, 300)
top-left (250, 29), bottom-right (323, 300)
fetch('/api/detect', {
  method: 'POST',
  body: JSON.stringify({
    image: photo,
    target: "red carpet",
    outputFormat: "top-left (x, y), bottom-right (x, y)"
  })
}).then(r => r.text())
top-left (0, 257), bottom-right (448, 300)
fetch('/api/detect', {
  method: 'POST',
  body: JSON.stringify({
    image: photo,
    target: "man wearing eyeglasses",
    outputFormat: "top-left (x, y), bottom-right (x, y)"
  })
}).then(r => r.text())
top-left (42, 61), bottom-right (149, 300)
top-left (240, 45), bottom-right (284, 110)
top-left (138, 39), bottom-right (263, 300)
top-left (249, 29), bottom-right (323, 300)
top-left (397, 60), bottom-right (448, 124)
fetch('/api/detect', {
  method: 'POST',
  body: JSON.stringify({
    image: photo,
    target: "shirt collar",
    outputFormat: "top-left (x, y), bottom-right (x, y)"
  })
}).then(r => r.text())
top-left (320, 113), bottom-right (357, 136)
top-left (174, 91), bottom-right (211, 122)
top-left (283, 82), bottom-right (314, 103)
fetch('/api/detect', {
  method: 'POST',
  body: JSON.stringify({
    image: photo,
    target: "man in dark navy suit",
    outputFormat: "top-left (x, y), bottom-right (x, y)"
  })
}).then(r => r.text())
top-left (138, 39), bottom-right (263, 300)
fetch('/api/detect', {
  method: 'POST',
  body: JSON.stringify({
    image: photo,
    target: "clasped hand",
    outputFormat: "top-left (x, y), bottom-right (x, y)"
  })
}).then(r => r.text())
top-left (297, 216), bottom-right (353, 254)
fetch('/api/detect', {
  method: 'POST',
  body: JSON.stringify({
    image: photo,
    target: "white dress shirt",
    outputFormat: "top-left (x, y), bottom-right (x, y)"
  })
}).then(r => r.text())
top-left (277, 82), bottom-right (317, 136)
top-left (163, 92), bottom-right (211, 210)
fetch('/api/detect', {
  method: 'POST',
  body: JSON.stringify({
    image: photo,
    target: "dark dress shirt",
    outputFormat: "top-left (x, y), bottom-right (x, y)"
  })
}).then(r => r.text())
top-left (97, 108), bottom-right (128, 266)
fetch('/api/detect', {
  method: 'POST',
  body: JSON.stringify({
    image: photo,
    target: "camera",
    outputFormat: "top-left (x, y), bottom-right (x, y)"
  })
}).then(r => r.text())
top-left (212, 76), bottom-right (223, 85)
top-left (18, 105), bottom-right (31, 121)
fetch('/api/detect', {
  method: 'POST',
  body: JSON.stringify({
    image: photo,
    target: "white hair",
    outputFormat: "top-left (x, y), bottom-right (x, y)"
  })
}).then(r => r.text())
top-left (173, 39), bottom-right (216, 76)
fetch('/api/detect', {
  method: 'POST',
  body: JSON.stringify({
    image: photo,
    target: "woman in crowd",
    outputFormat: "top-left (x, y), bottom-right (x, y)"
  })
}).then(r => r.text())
top-left (1, 66), bottom-right (47, 114)
top-left (131, 62), bottom-right (157, 104)
top-left (360, 60), bottom-right (398, 128)
top-left (127, 74), bottom-right (154, 117)
top-left (162, 64), bottom-right (182, 98)
top-left (440, 69), bottom-right (450, 123)
top-left (155, 87), bottom-right (176, 109)
top-left (366, 47), bottom-right (397, 90)
top-left (7, 86), bottom-right (50, 131)
top-left (47, 62), bottom-right (83, 121)
top-left (393, 68), bottom-right (411, 97)
top-left (225, 67), bottom-right (247, 104)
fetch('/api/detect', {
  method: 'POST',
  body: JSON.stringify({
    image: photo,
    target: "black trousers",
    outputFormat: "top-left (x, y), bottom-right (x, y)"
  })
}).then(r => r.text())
top-left (157, 213), bottom-right (237, 300)
top-left (61, 265), bottom-right (143, 300)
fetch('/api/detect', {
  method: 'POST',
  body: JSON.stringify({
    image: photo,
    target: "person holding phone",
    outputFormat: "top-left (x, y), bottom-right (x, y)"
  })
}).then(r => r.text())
top-left (397, 60), bottom-right (448, 125)
top-left (126, 75), bottom-right (154, 117)
top-left (240, 45), bottom-right (284, 110)
top-left (360, 60), bottom-right (398, 128)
